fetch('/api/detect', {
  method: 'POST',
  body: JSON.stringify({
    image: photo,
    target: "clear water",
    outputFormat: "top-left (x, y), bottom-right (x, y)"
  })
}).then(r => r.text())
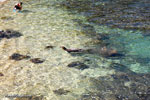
top-left (0, 0), bottom-right (150, 100)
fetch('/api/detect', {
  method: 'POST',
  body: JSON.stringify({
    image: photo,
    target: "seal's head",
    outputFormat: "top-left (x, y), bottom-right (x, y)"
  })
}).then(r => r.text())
top-left (61, 46), bottom-right (67, 50)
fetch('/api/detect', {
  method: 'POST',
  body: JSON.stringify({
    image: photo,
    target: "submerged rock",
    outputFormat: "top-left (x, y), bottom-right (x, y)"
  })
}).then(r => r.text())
top-left (67, 61), bottom-right (89, 70)
top-left (12, 95), bottom-right (43, 100)
top-left (84, 72), bottom-right (150, 100)
top-left (30, 58), bottom-right (44, 64)
top-left (53, 88), bottom-right (70, 95)
top-left (45, 45), bottom-right (55, 49)
top-left (0, 29), bottom-right (22, 39)
top-left (9, 53), bottom-right (30, 61)
top-left (0, 72), bottom-right (4, 76)
top-left (1, 16), bottom-right (14, 21)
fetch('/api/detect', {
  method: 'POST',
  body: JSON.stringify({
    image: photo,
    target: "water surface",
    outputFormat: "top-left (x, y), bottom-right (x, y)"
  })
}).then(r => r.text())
top-left (0, 0), bottom-right (150, 100)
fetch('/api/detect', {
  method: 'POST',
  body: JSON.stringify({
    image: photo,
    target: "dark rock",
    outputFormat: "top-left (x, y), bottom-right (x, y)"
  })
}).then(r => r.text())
top-left (53, 88), bottom-right (70, 95)
top-left (67, 61), bottom-right (89, 70)
top-left (0, 72), bottom-right (4, 76)
top-left (9, 53), bottom-right (30, 61)
top-left (45, 45), bottom-right (55, 49)
top-left (30, 58), bottom-right (44, 64)
top-left (0, 29), bottom-right (22, 39)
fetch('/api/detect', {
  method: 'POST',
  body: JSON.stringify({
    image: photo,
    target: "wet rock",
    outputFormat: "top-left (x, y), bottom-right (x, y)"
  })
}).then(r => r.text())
top-left (9, 53), bottom-right (30, 61)
top-left (67, 61), bottom-right (89, 70)
top-left (53, 88), bottom-right (70, 95)
top-left (45, 45), bottom-right (55, 49)
top-left (0, 29), bottom-right (22, 39)
top-left (30, 58), bottom-right (44, 64)
top-left (0, 72), bottom-right (4, 76)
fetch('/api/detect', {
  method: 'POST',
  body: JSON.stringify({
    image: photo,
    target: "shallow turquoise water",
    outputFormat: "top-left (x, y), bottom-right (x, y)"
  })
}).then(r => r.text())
top-left (0, 0), bottom-right (150, 99)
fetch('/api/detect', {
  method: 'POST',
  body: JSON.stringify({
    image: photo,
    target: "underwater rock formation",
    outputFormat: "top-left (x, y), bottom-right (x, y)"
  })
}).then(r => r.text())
top-left (79, 71), bottom-right (150, 100)
top-left (67, 61), bottom-right (89, 70)
top-left (9, 53), bottom-right (30, 61)
top-left (30, 58), bottom-right (45, 64)
top-left (0, 29), bottom-right (22, 39)
top-left (45, 45), bottom-right (55, 49)
top-left (53, 88), bottom-right (70, 95)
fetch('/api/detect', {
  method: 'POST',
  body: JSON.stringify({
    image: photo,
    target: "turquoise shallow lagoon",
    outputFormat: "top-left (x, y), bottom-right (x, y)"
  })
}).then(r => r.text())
top-left (0, 0), bottom-right (150, 100)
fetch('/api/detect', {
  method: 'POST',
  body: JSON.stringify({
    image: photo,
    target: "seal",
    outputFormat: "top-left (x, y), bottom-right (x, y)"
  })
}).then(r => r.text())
top-left (61, 46), bottom-right (83, 53)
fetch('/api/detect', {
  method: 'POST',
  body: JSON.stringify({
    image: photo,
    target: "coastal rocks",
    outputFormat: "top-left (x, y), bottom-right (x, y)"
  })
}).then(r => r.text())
top-left (0, 72), bottom-right (4, 76)
top-left (30, 58), bottom-right (45, 64)
top-left (53, 88), bottom-right (70, 95)
top-left (9, 53), bottom-right (30, 61)
top-left (67, 61), bottom-right (89, 70)
top-left (0, 29), bottom-right (22, 39)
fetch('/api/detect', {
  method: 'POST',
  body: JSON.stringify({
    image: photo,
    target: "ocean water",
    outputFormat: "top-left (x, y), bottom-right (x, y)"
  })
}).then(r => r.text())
top-left (0, 0), bottom-right (150, 100)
